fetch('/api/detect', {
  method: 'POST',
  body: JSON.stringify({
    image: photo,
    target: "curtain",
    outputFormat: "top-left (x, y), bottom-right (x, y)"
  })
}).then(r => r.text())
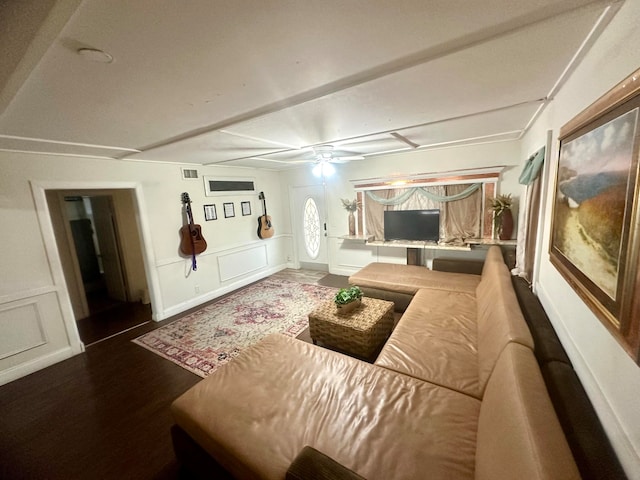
top-left (443, 184), bottom-right (481, 243)
top-left (519, 148), bottom-right (545, 185)
top-left (364, 184), bottom-right (481, 242)
top-left (365, 189), bottom-right (392, 240)
top-left (514, 146), bottom-right (545, 280)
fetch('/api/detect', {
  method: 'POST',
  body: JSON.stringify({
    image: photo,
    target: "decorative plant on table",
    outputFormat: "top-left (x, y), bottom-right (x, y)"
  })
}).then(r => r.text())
top-left (334, 285), bottom-right (363, 315)
top-left (341, 198), bottom-right (360, 236)
top-left (490, 194), bottom-right (514, 240)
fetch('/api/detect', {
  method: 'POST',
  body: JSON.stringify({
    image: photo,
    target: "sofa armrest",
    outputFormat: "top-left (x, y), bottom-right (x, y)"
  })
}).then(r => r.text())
top-left (287, 446), bottom-right (366, 480)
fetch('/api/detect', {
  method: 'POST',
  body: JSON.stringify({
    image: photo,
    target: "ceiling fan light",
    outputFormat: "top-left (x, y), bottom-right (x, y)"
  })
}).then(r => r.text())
top-left (322, 162), bottom-right (335, 176)
top-left (311, 160), bottom-right (335, 177)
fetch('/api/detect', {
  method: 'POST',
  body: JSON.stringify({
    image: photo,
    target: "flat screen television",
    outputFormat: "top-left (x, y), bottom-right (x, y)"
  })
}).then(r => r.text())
top-left (384, 209), bottom-right (440, 242)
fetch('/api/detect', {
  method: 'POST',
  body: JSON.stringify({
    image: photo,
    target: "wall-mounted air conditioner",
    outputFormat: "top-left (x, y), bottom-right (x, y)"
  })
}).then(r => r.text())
top-left (203, 176), bottom-right (256, 196)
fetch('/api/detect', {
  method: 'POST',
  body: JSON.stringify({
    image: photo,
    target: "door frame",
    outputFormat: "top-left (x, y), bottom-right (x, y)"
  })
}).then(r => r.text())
top-left (30, 180), bottom-right (160, 351)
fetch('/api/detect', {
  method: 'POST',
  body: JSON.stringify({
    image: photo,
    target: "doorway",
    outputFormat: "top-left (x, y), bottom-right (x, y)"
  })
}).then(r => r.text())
top-left (292, 185), bottom-right (329, 270)
top-left (46, 189), bottom-right (151, 345)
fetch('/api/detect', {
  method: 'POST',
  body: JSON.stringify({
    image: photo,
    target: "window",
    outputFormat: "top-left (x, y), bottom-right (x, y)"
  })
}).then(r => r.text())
top-left (303, 197), bottom-right (321, 259)
top-left (352, 167), bottom-right (503, 241)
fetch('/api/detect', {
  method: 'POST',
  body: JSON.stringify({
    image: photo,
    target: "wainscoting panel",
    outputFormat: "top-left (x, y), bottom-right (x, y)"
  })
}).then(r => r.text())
top-left (0, 300), bottom-right (46, 360)
top-left (218, 244), bottom-right (268, 282)
top-left (329, 238), bottom-right (378, 276)
top-left (0, 291), bottom-right (76, 386)
top-left (153, 236), bottom-right (293, 321)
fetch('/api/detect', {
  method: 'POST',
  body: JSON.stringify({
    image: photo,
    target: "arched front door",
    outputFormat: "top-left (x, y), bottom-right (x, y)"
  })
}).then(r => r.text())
top-left (292, 185), bottom-right (328, 270)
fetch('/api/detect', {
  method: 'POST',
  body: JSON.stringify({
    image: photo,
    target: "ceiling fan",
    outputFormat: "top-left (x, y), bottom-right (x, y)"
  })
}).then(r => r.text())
top-left (309, 145), bottom-right (365, 163)
top-left (302, 145), bottom-right (365, 177)
top-left (307, 145), bottom-right (364, 177)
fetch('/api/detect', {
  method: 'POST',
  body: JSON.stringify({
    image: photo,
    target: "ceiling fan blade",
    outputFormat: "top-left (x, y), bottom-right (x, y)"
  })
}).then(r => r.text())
top-left (332, 155), bottom-right (365, 163)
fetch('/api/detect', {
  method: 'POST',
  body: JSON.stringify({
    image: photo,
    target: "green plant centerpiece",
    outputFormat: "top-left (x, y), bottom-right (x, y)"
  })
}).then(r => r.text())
top-left (490, 193), bottom-right (514, 240)
top-left (334, 285), bottom-right (363, 315)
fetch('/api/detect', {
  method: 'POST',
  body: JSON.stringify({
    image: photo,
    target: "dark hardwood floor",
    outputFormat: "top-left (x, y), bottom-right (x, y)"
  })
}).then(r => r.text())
top-left (0, 271), bottom-right (350, 479)
top-left (0, 317), bottom-right (200, 480)
top-left (77, 298), bottom-right (152, 346)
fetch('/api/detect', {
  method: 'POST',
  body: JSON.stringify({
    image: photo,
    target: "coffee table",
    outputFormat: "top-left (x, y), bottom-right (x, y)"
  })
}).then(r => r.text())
top-left (308, 297), bottom-right (395, 359)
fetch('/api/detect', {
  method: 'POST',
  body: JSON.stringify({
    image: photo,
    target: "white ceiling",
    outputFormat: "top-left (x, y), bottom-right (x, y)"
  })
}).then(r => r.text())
top-left (0, 0), bottom-right (623, 170)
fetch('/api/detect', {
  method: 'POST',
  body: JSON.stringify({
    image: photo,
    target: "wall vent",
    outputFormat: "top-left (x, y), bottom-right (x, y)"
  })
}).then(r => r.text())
top-left (181, 168), bottom-right (199, 179)
top-left (204, 176), bottom-right (256, 196)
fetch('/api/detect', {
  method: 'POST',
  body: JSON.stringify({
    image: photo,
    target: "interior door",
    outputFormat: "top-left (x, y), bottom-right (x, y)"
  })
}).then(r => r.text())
top-left (292, 185), bottom-right (328, 269)
top-left (90, 196), bottom-right (128, 301)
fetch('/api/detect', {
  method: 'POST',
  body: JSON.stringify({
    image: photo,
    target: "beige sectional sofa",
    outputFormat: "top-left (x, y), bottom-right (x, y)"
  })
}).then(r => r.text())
top-left (170, 246), bottom-right (580, 479)
top-left (373, 248), bottom-right (532, 398)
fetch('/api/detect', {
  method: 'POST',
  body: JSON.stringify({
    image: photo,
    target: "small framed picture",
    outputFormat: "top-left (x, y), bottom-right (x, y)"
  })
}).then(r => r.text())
top-left (203, 204), bottom-right (217, 221)
top-left (241, 201), bottom-right (252, 216)
top-left (223, 202), bottom-right (235, 218)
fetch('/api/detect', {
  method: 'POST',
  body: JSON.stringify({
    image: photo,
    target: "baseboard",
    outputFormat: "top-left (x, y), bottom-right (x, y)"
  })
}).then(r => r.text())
top-left (0, 347), bottom-right (75, 387)
top-left (154, 264), bottom-right (288, 321)
top-left (330, 266), bottom-right (361, 277)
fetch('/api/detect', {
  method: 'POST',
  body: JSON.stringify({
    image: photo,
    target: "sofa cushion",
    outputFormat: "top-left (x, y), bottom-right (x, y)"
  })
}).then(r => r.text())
top-left (172, 334), bottom-right (481, 480)
top-left (476, 260), bottom-right (534, 396)
top-left (375, 287), bottom-right (480, 397)
top-left (475, 343), bottom-right (580, 480)
top-left (348, 262), bottom-right (480, 296)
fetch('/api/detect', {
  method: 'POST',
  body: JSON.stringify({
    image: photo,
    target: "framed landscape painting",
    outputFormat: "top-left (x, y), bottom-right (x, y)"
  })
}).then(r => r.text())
top-left (550, 68), bottom-right (640, 360)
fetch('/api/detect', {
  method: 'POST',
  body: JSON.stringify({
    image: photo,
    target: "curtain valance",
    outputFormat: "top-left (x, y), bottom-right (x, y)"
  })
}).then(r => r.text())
top-left (365, 183), bottom-right (481, 205)
top-left (519, 147), bottom-right (545, 185)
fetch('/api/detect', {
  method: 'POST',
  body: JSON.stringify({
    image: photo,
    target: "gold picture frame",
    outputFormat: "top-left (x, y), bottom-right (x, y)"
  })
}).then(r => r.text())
top-left (550, 67), bottom-right (640, 361)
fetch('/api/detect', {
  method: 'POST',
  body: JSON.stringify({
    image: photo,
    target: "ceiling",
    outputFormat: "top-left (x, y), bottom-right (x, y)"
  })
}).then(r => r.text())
top-left (0, 0), bottom-right (623, 170)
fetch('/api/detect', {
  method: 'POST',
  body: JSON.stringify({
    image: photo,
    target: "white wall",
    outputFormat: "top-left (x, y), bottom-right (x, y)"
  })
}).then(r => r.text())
top-left (0, 151), bottom-right (291, 385)
top-left (283, 141), bottom-right (522, 275)
top-left (521, 0), bottom-right (640, 476)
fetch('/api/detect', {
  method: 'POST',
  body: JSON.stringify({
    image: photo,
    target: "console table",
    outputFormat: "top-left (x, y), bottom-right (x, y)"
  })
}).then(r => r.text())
top-left (340, 236), bottom-right (516, 265)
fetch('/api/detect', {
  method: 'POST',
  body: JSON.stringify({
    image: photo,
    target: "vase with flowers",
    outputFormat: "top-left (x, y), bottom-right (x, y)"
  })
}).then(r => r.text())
top-left (341, 198), bottom-right (360, 236)
top-left (490, 194), bottom-right (514, 240)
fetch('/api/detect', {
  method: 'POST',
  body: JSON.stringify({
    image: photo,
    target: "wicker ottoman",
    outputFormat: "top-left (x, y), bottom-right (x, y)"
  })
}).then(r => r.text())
top-left (308, 297), bottom-right (395, 358)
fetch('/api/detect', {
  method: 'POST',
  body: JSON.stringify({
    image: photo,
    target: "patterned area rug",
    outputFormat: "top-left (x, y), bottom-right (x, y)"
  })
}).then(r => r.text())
top-left (133, 277), bottom-right (336, 377)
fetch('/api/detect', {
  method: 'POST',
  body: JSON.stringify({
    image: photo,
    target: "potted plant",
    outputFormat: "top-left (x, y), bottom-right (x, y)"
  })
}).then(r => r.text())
top-left (341, 198), bottom-right (360, 236)
top-left (490, 194), bottom-right (514, 240)
top-left (334, 285), bottom-right (363, 314)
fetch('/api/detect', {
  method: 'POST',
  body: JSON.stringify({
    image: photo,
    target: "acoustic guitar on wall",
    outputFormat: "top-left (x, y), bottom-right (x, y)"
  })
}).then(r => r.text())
top-left (179, 192), bottom-right (207, 270)
top-left (257, 191), bottom-right (274, 239)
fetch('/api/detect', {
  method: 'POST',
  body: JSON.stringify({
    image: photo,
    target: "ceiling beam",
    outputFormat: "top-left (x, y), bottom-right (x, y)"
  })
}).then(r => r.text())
top-left (390, 132), bottom-right (420, 149)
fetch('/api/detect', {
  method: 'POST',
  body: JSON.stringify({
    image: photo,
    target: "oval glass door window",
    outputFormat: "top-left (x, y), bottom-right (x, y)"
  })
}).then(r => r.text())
top-left (303, 197), bottom-right (321, 259)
